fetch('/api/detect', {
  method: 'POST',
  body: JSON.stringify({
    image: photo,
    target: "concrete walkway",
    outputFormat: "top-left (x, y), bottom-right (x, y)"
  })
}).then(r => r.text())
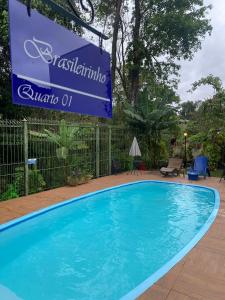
top-left (0, 171), bottom-right (225, 300)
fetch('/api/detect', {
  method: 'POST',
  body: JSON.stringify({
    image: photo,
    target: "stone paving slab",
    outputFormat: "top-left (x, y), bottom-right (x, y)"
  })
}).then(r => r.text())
top-left (0, 171), bottom-right (225, 300)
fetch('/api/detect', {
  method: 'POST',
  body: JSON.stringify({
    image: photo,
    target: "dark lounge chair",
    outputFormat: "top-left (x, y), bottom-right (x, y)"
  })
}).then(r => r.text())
top-left (160, 158), bottom-right (183, 177)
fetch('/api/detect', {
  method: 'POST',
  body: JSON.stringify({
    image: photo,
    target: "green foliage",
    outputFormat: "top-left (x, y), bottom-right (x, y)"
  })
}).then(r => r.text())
top-left (44, 120), bottom-right (89, 182)
top-left (203, 143), bottom-right (220, 171)
top-left (125, 0), bottom-right (212, 105)
top-left (124, 81), bottom-right (180, 167)
top-left (15, 167), bottom-right (46, 195)
top-left (0, 166), bottom-right (46, 200)
top-left (0, 184), bottom-right (19, 201)
top-left (191, 74), bottom-right (224, 94)
top-left (179, 101), bottom-right (199, 121)
top-left (44, 120), bottom-right (88, 160)
top-left (120, 153), bottom-right (133, 171)
top-left (185, 74), bottom-right (225, 170)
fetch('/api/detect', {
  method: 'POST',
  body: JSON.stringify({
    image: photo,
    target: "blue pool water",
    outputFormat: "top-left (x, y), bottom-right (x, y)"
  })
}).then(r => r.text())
top-left (0, 181), bottom-right (219, 300)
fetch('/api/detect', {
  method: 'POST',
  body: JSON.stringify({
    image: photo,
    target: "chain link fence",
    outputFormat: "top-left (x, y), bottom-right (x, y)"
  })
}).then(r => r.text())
top-left (0, 119), bottom-right (133, 200)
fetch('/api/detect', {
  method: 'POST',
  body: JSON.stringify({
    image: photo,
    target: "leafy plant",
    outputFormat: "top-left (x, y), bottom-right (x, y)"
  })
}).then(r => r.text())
top-left (67, 167), bottom-right (93, 186)
top-left (14, 167), bottom-right (46, 195)
top-left (117, 153), bottom-right (133, 171)
top-left (44, 120), bottom-right (87, 159)
top-left (0, 184), bottom-right (19, 201)
top-left (44, 120), bottom-right (88, 182)
top-left (124, 87), bottom-right (179, 167)
top-left (203, 143), bottom-right (221, 171)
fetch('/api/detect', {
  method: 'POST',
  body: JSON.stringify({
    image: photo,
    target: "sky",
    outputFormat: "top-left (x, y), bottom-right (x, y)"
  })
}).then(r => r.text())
top-left (177, 0), bottom-right (225, 102)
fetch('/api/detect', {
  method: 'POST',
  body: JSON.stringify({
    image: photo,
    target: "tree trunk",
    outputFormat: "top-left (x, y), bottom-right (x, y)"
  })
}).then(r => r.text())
top-left (129, 0), bottom-right (141, 106)
top-left (111, 0), bottom-right (123, 90)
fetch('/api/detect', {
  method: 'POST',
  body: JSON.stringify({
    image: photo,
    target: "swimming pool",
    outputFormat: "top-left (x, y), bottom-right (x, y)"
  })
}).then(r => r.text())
top-left (0, 181), bottom-right (219, 300)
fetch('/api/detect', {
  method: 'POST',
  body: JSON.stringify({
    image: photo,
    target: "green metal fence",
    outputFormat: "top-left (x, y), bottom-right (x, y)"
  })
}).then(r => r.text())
top-left (0, 119), bottom-right (133, 200)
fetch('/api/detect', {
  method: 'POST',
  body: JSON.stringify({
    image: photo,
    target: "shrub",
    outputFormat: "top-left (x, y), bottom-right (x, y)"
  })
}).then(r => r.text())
top-left (15, 167), bottom-right (46, 195)
top-left (1, 184), bottom-right (19, 201)
top-left (203, 143), bottom-right (220, 170)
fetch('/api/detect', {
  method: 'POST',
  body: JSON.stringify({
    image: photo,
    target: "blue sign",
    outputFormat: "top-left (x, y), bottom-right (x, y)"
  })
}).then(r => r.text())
top-left (9, 0), bottom-right (112, 118)
top-left (27, 158), bottom-right (37, 165)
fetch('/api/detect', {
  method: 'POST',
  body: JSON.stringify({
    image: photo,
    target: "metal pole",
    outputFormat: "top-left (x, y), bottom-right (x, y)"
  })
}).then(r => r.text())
top-left (23, 119), bottom-right (29, 196)
top-left (108, 126), bottom-right (112, 175)
top-left (96, 125), bottom-right (100, 178)
top-left (184, 135), bottom-right (187, 168)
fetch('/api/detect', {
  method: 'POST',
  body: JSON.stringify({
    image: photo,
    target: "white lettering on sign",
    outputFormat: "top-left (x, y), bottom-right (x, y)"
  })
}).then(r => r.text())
top-left (23, 37), bottom-right (106, 84)
top-left (17, 84), bottom-right (73, 107)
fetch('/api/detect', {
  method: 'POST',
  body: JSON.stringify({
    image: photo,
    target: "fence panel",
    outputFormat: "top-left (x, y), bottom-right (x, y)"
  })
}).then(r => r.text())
top-left (111, 127), bottom-right (133, 171)
top-left (27, 120), bottom-right (97, 193)
top-left (0, 120), bottom-right (25, 198)
top-left (0, 120), bottom-right (133, 200)
top-left (99, 126), bottom-right (110, 177)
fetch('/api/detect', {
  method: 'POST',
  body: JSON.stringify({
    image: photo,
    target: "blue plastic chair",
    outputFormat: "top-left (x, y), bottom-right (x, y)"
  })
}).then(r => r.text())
top-left (189, 155), bottom-right (208, 179)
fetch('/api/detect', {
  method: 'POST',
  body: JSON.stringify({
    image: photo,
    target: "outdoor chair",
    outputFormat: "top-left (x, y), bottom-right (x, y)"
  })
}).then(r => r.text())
top-left (160, 158), bottom-right (183, 177)
top-left (130, 159), bottom-right (142, 175)
top-left (188, 155), bottom-right (208, 180)
top-left (112, 159), bottom-right (122, 175)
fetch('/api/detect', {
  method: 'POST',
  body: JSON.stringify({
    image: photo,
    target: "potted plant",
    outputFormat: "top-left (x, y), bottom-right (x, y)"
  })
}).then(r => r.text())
top-left (67, 168), bottom-right (93, 186)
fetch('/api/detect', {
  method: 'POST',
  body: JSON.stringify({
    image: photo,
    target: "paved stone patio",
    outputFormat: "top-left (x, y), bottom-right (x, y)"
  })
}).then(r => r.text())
top-left (0, 171), bottom-right (225, 299)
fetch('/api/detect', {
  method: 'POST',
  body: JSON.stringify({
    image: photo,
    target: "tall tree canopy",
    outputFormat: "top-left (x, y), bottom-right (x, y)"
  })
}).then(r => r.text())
top-left (185, 75), bottom-right (225, 169)
top-left (126, 0), bottom-right (212, 105)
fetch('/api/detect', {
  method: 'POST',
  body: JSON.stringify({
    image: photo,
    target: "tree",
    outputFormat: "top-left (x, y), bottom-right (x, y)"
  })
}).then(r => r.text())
top-left (126, 0), bottom-right (212, 105)
top-left (124, 80), bottom-right (180, 166)
top-left (180, 101), bottom-right (198, 120)
top-left (191, 74), bottom-right (224, 94)
top-left (190, 75), bottom-right (225, 131)
top-left (186, 75), bottom-right (225, 169)
top-left (94, 0), bottom-right (127, 90)
top-left (111, 0), bottom-right (124, 89)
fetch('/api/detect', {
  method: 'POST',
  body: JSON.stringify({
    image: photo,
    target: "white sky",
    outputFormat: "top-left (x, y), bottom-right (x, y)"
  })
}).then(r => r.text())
top-left (177, 0), bottom-right (225, 102)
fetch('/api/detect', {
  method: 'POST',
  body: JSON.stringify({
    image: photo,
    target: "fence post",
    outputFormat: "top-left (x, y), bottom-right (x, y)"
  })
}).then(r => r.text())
top-left (23, 118), bottom-right (29, 196)
top-left (108, 126), bottom-right (112, 175)
top-left (96, 125), bottom-right (100, 178)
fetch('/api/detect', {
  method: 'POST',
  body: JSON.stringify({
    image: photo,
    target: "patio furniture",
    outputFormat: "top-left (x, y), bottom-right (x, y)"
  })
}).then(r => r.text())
top-left (188, 171), bottom-right (199, 181)
top-left (160, 158), bottom-right (183, 177)
top-left (138, 161), bottom-right (147, 171)
top-left (112, 159), bottom-right (122, 174)
top-left (130, 159), bottom-right (141, 175)
top-left (129, 137), bottom-right (142, 175)
top-left (188, 155), bottom-right (208, 179)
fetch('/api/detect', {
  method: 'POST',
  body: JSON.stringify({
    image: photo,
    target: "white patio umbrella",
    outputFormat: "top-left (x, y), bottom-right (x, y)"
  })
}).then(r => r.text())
top-left (129, 137), bottom-right (141, 157)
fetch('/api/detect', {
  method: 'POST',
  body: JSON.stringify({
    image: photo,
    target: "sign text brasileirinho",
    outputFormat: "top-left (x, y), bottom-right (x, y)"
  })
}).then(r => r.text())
top-left (9, 0), bottom-right (112, 118)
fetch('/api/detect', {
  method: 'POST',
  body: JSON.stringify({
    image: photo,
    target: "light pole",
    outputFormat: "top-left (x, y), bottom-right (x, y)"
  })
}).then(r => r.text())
top-left (184, 132), bottom-right (188, 168)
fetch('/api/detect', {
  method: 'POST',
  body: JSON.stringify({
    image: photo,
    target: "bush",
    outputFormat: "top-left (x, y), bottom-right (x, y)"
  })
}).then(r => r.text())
top-left (15, 167), bottom-right (46, 195)
top-left (1, 184), bottom-right (19, 201)
top-left (121, 155), bottom-right (133, 171)
top-left (203, 143), bottom-right (220, 170)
